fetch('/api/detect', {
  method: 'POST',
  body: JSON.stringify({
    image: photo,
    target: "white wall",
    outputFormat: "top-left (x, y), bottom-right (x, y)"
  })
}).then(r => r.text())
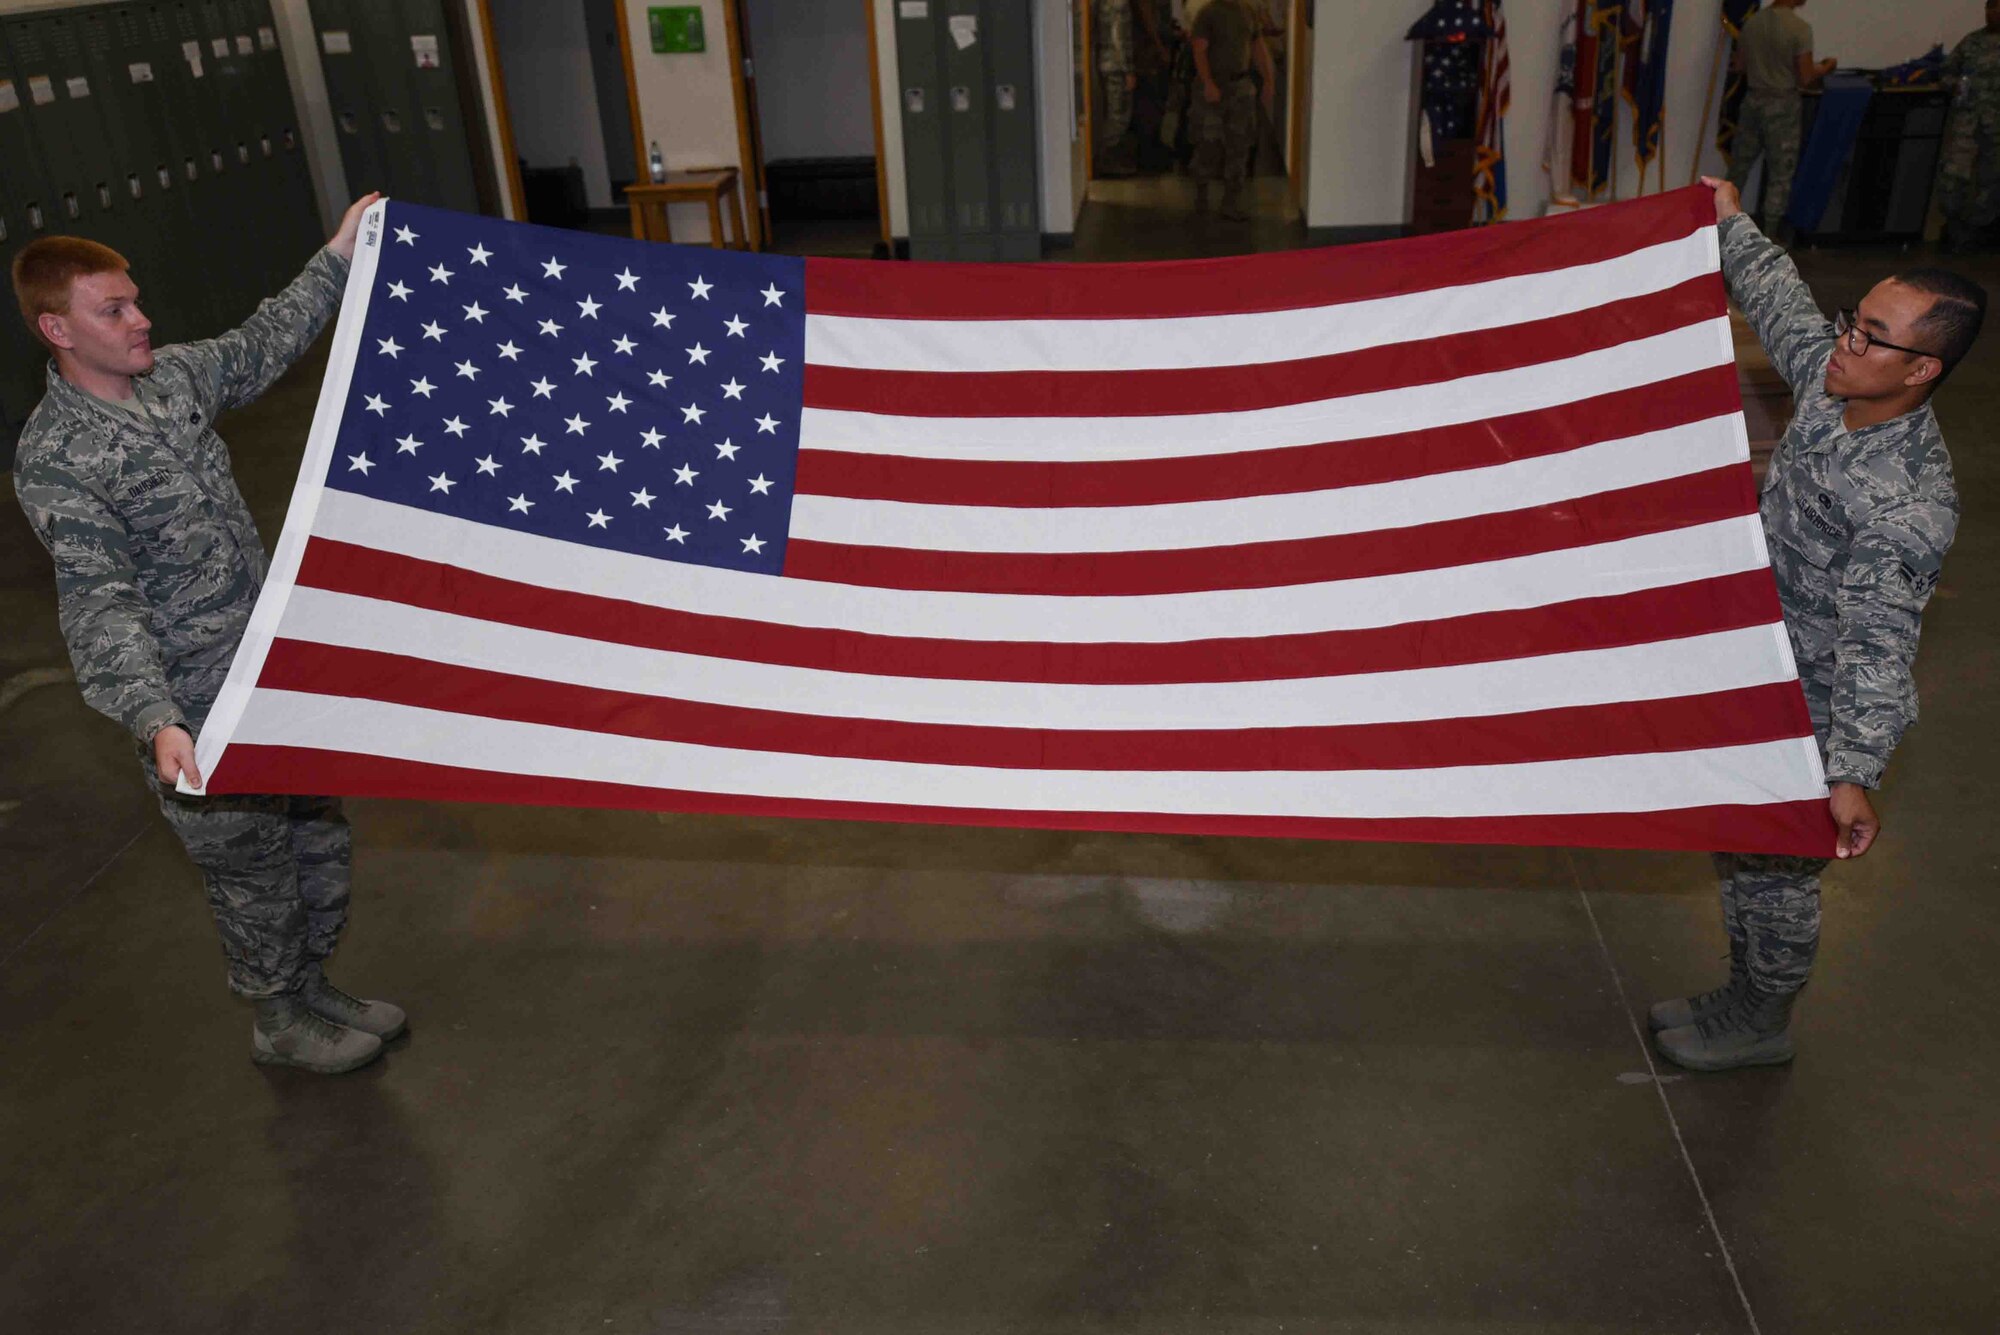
top-left (488, 0), bottom-right (616, 208)
top-left (1304, 0), bottom-right (1987, 231)
top-left (745, 0), bottom-right (876, 161)
top-left (621, 0), bottom-right (745, 242)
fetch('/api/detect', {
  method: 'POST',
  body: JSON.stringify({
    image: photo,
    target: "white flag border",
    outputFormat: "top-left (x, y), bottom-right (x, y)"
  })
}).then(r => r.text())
top-left (185, 198), bottom-right (389, 793)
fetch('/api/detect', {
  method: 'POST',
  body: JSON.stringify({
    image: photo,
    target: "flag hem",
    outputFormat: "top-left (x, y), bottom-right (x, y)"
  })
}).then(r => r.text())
top-left (185, 198), bottom-right (389, 794)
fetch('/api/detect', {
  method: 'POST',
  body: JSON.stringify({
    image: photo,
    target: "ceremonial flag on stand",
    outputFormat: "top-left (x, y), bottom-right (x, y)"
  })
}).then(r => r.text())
top-left (1472, 0), bottom-right (1512, 223)
top-left (1543, 3), bottom-right (1582, 204)
top-left (186, 193), bottom-right (1836, 855)
top-left (1569, 0), bottom-right (1622, 196)
top-left (1625, 0), bottom-right (1677, 174)
top-left (1717, 0), bottom-right (1763, 161)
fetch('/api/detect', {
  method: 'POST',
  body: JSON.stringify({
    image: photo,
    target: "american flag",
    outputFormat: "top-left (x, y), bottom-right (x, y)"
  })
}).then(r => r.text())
top-left (191, 193), bottom-right (1836, 854)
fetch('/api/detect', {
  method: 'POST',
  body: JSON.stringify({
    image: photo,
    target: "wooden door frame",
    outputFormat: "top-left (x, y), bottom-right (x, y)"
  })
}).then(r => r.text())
top-left (469, 0), bottom-right (528, 220)
top-left (1286, 0), bottom-right (1307, 217)
top-left (728, 0), bottom-right (772, 248)
top-left (864, 0), bottom-right (893, 255)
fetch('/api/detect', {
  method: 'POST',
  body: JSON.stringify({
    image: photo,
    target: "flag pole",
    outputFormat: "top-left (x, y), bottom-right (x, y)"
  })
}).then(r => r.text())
top-left (1689, 31), bottom-right (1724, 184)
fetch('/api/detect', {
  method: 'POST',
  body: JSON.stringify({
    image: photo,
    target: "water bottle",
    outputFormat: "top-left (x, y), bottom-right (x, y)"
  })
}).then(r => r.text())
top-left (648, 140), bottom-right (665, 183)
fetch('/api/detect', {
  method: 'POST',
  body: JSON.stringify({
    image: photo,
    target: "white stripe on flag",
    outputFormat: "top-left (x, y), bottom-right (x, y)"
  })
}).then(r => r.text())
top-left (227, 691), bottom-right (1829, 819)
top-left (805, 230), bottom-right (1715, 372)
top-left (787, 414), bottom-right (1749, 553)
top-left (311, 491), bottom-right (1774, 644)
top-left (273, 588), bottom-right (1795, 731)
top-left (797, 319), bottom-right (1734, 460)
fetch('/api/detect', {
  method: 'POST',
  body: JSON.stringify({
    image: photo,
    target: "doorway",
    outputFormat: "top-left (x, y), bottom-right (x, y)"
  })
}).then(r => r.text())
top-left (729, 0), bottom-right (886, 258)
top-left (1080, 0), bottom-right (1307, 235)
top-left (479, 0), bottom-right (643, 235)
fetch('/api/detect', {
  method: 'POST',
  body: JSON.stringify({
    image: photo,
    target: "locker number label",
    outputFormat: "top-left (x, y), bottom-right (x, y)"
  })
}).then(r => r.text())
top-left (259, 28), bottom-right (278, 52)
top-left (66, 77), bottom-right (91, 100)
top-left (236, 36), bottom-right (254, 57)
top-left (211, 38), bottom-right (230, 59)
top-left (899, 1), bottom-right (928, 15)
top-left (321, 30), bottom-right (352, 55)
top-left (128, 62), bottom-right (155, 84)
top-left (0, 80), bottom-right (18, 114)
top-left (28, 76), bottom-right (55, 107)
top-left (412, 35), bottom-right (441, 70)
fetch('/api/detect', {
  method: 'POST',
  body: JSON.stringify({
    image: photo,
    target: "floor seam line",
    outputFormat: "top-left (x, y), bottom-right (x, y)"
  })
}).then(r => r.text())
top-left (1565, 849), bottom-right (1764, 1335)
top-left (0, 824), bottom-right (150, 977)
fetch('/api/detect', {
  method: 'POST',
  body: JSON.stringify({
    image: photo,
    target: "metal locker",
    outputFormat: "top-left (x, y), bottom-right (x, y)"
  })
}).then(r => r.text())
top-left (132, 0), bottom-right (238, 328)
top-left (75, 6), bottom-right (208, 337)
top-left (308, 0), bottom-right (392, 206)
top-left (192, 0), bottom-right (278, 293)
top-left (892, 0), bottom-right (953, 256)
top-left (979, 0), bottom-right (1038, 261)
top-left (0, 21), bottom-right (62, 253)
top-left (893, 0), bottom-right (1039, 262)
top-left (0, 165), bottom-right (52, 468)
top-left (1, 15), bottom-right (118, 253)
top-left (354, 0), bottom-right (478, 213)
top-left (231, 0), bottom-right (322, 270)
top-left (162, 0), bottom-right (260, 324)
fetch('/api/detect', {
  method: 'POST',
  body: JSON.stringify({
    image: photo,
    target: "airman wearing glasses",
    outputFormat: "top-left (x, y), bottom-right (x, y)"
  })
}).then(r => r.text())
top-left (1650, 179), bottom-right (1983, 1073)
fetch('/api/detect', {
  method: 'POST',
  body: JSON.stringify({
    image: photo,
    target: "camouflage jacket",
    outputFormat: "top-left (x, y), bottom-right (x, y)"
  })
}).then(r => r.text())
top-left (1096, 0), bottom-right (1135, 73)
top-left (1945, 29), bottom-right (2000, 109)
top-left (13, 247), bottom-right (348, 744)
top-left (1719, 213), bottom-right (1958, 789)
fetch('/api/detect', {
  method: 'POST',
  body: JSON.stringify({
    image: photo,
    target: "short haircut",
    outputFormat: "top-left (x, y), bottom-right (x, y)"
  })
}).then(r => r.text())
top-left (11, 235), bottom-right (129, 350)
top-left (1891, 267), bottom-right (1987, 384)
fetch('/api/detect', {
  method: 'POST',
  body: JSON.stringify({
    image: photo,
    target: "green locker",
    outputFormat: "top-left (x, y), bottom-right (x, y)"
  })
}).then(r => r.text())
top-left (308, 0), bottom-right (390, 205)
top-left (74, 6), bottom-right (208, 338)
top-left (0, 167), bottom-right (52, 468)
top-left (893, 0), bottom-right (1039, 262)
top-left (162, 0), bottom-right (260, 323)
top-left (231, 0), bottom-right (322, 272)
top-left (2, 14), bottom-right (118, 250)
top-left (191, 0), bottom-right (278, 295)
top-left (0, 20), bottom-right (61, 248)
top-left (130, 0), bottom-right (239, 327)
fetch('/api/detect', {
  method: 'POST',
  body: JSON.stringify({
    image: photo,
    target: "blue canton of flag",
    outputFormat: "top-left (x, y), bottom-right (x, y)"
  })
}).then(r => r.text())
top-left (328, 202), bottom-right (808, 576)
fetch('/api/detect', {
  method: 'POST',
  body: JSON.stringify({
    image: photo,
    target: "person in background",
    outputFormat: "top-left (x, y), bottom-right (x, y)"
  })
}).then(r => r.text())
top-left (1727, 0), bottom-right (1836, 241)
top-left (1189, 0), bottom-right (1275, 220)
top-left (1941, 0), bottom-right (2000, 251)
top-left (11, 194), bottom-right (405, 1076)
top-left (1095, 0), bottom-right (1139, 177)
top-left (1652, 178), bottom-right (1979, 1072)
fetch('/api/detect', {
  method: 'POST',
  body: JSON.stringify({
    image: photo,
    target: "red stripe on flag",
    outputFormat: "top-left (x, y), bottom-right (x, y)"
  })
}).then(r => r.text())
top-left (254, 640), bottom-right (1817, 772)
top-left (801, 277), bottom-right (1722, 418)
top-left (293, 540), bottom-right (1786, 686)
top-left (203, 745), bottom-right (1839, 856)
top-left (782, 466), bottom-right (1757, 595)
top-left (793, 366), bottom-right (1742, 507)
top-left (802, 187), bottom-right (1715, 320)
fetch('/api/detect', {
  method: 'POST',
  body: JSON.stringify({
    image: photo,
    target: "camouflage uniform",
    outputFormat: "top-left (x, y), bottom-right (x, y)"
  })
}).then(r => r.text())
top-left (1189, 0), bottom-right (1260, 196)
top-left (1729, 92), bottom-right (1805, 232)
top-left (1940, 29), bottom-right (2000, 248)
top-left (13, 248), bottom-right (352, 1000)
top-left (1718, 213), bottom-right (1959, 995)
top-left (1095, 0), bottom-right (1136, 158)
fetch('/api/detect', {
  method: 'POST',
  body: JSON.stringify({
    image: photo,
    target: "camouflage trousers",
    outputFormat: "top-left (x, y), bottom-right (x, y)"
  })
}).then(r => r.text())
top-left (1190, 78), bottom-right (1257, 188)
top-left (1712, 852), bottom-right (1827, 996)
top-left (149, 766), bottom-right (352, 1000)
top-left (1939, 107), bottom-right (2000, 244)
top-left (1728, 92), bottom-right (1804, 231)
top-left (1098, 70), bottom-right (1134, 151)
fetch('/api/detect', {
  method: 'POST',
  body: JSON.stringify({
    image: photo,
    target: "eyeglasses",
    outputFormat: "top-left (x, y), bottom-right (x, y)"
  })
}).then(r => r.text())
top-left (1834, 308), bottom-right (1935, 360)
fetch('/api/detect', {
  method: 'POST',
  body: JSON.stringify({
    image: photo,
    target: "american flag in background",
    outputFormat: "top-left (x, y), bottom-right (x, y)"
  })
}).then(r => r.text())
top-left (191, 192), bottom-right (1836, 855)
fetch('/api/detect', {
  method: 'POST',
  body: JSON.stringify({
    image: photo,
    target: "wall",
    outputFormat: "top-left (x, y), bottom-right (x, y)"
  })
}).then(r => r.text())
top-left (1304, 0), bottom-right (1987, 231)
top-left (744, 0), bottom-right (875, 161)
top-left (622, 0), bottom-right (745, 241)
top-left (488, 0), bottom-right (617, 208)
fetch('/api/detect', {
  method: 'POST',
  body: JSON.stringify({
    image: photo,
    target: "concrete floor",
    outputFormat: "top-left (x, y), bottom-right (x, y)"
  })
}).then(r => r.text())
top-left (3, 221), bottom-right (1997, 1333)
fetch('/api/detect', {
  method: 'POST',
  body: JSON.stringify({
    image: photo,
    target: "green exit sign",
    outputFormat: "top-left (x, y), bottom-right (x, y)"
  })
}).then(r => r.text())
top-left (649, 6), bottom-right (705, 53)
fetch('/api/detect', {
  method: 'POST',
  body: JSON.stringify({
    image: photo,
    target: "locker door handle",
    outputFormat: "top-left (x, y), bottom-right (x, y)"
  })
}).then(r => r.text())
top-left (63, 192), bottom-right (79, 220)
top-left (27, 203), bottom-right (44, 230)
top-left (97, 182), bottom-right (112, 209)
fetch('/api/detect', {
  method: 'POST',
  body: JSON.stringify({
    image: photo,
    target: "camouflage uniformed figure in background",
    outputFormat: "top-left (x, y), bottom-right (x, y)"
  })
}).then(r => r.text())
top-left (1727, 0), bottom-right (1835, 237)
top-left (11, 194), bottom-right (405, 1076)
top-left (1189, 0), bottom-right (1274, 220)
top-left (1095, 0), bottom-right (1138, 176)
top-left (1653, 179), bottom-right (1979, 1072)
top-left (1940, 0), bottom-right (2000, 250)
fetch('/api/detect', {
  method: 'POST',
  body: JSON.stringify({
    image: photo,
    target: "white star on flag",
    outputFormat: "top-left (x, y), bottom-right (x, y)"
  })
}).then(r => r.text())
top-left (724, 315), bottom-right (747, 337)
top-left (442, 416), bottom-right (470, 438)
top-left (651, 308), bottom-right (675, 328)
top-left (508, 494), bottom-right (534, 513)
top-left (421, 322), bottom-right (445, 342)
top-left (377, 337), bottom-right (402, 358)
top-left (530, 378), bottom-right (555, 399)
top-left (573, 352), bottom-right (598, 376)
top-left (577, 295), bottom-right (602, 319)
top-left (543, 257), bottom-right (567, 279)
top-left (688, 276), bottom-right (712, 299)
top-left (475, 455), bottom-right (501, 475)
top-left (428, 472), bottom-right (455, 493)
top-left (488, 397), bottom-right (513, 417)
top-left (742, 534), bottom-right (766, 554)
top-left (428, 263), bottom-right (453, 284)
top-left (755, 413), bottom-right (779, 434)
top-left (497, 341), bottom-right (522, 361)
top-left (502, 284), bottom-right (528, 303)
top-left (552, 471), bottom-right (578, 493)
top-left (386, 281), bottom-right (411, 301)
top-left (630, 488), bottom-right (655, 508)
top-left (411, 377), bottom-right (436, 397)
top-left (347, 452), bottom-right (373, 474)
top-left (586, 509), bottom-right (611, 529)
top-left (606, 392), bottom-right (632, 413)
top-left (664, 524), bottom-right (688, 543)
top-left (462, 302), bottom-right (488, 323)
top-left (467, 242), bottom-right (492, 265)
top-left (615, 268), bottom-right (640, 291)
top-left (565, 414), bottom-right (590, 436)
top-left (707, 500), bottom-right (732, 520)
top-left (760, 283), bottom-right (785, 307)
top-left (520, 434), bottom-right (547, 455)
top-left (395, 434), bottom-right (422, 455)
top-left (364, 394), bottom-right (389, 416)
top-left (393, 225), bottom-right (417, 245)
